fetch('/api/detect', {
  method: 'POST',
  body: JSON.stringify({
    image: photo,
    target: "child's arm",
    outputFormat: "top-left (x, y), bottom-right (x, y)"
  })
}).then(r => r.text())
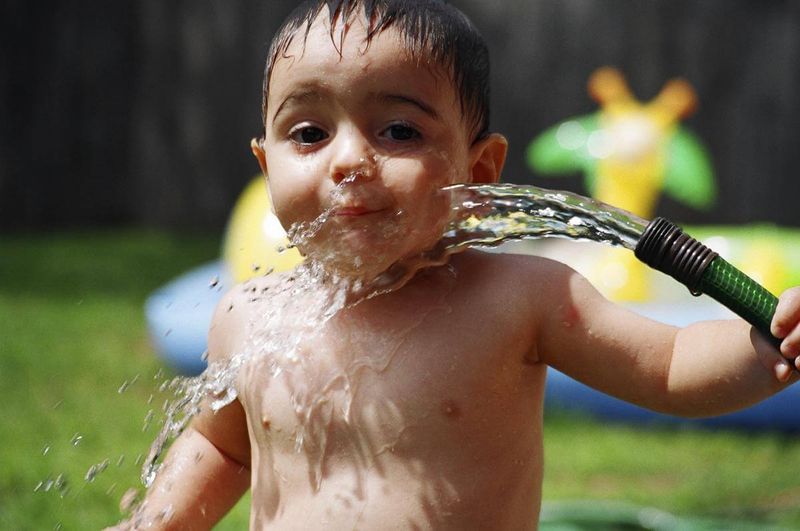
top-left (117, 408), bottom-right (251, 530)
top-left (107, 290), bottom-right (252, 530)
top-left (534, 263), bottom-right (800, 417)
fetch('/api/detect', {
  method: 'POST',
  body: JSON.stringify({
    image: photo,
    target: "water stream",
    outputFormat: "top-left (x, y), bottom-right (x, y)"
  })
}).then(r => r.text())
top-left (442, 183), bottom-right (648, 251)
top-left (365, 183), bottom-right (649, 296)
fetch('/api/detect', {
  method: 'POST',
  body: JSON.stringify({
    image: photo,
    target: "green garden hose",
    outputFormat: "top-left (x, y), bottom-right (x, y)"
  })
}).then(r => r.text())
top-left (635, 217), bottom-right (782, 350)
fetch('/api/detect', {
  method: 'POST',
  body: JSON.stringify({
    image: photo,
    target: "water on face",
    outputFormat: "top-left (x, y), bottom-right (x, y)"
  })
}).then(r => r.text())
top-left (119, 182), bottom-right (647, 521)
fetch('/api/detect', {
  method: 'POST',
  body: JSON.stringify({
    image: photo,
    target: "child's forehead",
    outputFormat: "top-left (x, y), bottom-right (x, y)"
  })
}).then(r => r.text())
top-left (273, 9), bottom-right (449, 85)
top-left (267, 30), bottom-right (456, 119)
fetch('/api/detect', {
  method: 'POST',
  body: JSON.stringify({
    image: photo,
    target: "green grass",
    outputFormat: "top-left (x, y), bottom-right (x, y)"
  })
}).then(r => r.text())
top-left (0, 230), bottom-right (248, 530)
top-left (542, 412), bottom-right (800, 528)
top-left (1, 231), bottom-right (799, 529)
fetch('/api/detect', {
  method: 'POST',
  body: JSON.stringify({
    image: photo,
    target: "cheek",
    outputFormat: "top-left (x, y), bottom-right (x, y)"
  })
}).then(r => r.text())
top-left (383, 153), bottom-right (460, 195)
top-left (265, 154), bottom-right (327, 223)
top-left (267, 177), bottom-right (319, 228)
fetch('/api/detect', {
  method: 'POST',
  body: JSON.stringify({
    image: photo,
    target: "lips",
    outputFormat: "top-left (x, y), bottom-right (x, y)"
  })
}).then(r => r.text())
top-left (334, 206), bottom-right (384, 217)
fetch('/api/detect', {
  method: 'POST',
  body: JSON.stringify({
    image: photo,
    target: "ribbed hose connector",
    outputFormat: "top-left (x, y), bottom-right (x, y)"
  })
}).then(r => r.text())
top-left (635, 217), bottom-right (782, 350)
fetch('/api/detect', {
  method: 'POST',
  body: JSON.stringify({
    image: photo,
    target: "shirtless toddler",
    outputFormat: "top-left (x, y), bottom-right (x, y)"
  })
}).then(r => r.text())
top-left (114, 1), bottom-right (800, 529)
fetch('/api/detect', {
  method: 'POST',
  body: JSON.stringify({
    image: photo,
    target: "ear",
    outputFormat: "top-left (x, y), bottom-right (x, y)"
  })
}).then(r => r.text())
top-left (468, 133), bottom-right (508, 184)
top-left (250, 137), bottom-right (269, 178)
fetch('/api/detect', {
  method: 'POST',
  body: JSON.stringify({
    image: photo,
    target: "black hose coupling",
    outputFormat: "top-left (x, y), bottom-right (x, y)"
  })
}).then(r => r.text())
top-left (634, 217), bottom-right (718, 296)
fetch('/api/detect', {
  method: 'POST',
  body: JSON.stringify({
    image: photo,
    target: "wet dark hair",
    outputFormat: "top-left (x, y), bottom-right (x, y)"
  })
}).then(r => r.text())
top-left (262, 0), bottom-right (490, 142)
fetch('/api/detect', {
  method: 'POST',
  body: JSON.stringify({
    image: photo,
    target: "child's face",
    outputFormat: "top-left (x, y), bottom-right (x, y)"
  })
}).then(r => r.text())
top-left (255, 12), bottom-right (504, 277)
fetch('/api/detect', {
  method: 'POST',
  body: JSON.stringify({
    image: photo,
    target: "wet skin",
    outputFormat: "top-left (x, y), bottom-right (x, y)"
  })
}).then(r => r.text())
top-left (230, 253), bottom-right (547, 529)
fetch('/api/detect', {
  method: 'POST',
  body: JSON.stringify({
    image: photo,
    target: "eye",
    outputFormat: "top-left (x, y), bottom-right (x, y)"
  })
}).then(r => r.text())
top-left (289, 125), bottom-right (328, 145)
top-left (382, 123), bottom-right (421, 142)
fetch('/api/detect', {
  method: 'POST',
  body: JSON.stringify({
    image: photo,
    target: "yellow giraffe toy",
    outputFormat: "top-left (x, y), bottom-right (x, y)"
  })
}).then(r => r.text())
top-left (528, 67), bottom-right (715, 300)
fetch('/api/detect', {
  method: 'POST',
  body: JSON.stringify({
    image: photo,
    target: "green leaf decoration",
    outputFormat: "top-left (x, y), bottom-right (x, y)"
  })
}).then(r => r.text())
top-left (662, 127), bottom-right (716, 209)
top-left (526, 114), bottom-right (600, 176)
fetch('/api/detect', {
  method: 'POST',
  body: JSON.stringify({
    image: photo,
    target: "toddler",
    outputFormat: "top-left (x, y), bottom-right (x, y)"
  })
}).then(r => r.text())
top-left (113, 1), bottom-right (800, 529)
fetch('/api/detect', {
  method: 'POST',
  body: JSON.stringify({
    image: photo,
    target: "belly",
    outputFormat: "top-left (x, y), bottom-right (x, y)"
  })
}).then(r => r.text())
top-left (242, 368), bottom-right (546, 530)
top-left (249, 440), bottom-right (543, 531)
top-left (236, 311), bottom-right (548, 530)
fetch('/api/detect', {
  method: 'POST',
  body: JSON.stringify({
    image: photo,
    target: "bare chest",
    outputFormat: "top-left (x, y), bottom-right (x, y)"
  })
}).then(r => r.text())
top-left (237, 285), bottom-right (540, 461)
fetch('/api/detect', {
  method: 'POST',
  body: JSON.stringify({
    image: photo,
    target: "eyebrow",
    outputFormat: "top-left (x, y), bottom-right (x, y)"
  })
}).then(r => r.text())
top-left (271, 89), bottom-right (440, 123)
top-left (375, 93), bottom-right (440, 120)
top-left (272, 90), bottom-right (322, 122)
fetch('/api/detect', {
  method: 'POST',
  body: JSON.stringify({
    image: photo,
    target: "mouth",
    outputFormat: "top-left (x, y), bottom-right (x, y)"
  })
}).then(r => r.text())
top-left (333, 206), bottom-right (386, 217)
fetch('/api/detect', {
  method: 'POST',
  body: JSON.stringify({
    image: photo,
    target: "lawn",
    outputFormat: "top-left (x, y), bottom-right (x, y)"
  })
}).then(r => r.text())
top-left (1, 231), bottom-right (799, 529)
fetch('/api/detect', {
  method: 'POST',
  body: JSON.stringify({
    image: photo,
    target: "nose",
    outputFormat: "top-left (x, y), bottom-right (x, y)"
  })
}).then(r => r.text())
top-left (329, 127), bottom-right (376, 185)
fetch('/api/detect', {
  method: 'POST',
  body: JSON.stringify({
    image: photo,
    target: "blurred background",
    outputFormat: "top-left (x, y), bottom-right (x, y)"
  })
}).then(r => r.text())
top-left (3, 0), bottom-right (800, 231)
top-left (3, 1), bottom-right (800, 529)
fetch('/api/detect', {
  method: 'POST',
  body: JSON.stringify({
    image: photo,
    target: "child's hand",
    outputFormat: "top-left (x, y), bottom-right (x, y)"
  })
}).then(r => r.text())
top-left (763, 287), bottom-right (800, 382)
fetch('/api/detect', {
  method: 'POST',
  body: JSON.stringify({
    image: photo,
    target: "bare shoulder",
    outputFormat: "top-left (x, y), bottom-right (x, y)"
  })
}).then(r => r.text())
top-left (206, 272), bottom-right (290, 364)
top-left (449, 248), bottom-right (582, 298)
top-left (447, 249), bottom-right (587, 342)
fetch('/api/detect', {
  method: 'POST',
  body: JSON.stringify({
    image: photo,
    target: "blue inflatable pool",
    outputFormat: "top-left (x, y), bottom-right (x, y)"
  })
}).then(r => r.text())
top-left (144, 261), bottom-right (230, 376)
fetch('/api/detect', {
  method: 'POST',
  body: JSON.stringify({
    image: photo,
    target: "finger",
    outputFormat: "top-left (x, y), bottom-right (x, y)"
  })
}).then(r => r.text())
top-left (752, 328), bottom-right (790, 380)
top-left (772, 287), bottom-right (800, 338)
top-left (775, 360), bottom-right (792, 383)
top-left (780, 322), bottom-right (800, 360)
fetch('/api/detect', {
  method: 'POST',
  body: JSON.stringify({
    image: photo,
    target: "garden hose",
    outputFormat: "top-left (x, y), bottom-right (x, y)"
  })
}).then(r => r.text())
top-left (635, 217), bottom-right (782, 350)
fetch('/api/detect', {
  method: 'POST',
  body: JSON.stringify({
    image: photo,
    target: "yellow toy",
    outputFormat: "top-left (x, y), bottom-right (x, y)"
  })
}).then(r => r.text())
top-left (528, 67), bottom-right (716, 301)
top-left (222, 177), bottom-right (303, 282)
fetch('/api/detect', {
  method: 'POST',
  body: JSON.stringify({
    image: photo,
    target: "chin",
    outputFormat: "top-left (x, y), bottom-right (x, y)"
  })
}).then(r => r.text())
top-left (300, 221), bottom-right (445, 283)
top-left (301, 241), bottom-right (397, 280)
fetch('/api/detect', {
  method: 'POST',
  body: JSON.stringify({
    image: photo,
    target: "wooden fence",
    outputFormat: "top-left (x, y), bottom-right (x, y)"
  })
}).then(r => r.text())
top-left (2, 0), bottom-right (798, 230)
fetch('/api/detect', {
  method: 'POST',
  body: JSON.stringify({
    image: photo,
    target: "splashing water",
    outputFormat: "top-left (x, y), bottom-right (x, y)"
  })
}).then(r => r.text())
top-left (365, 183), bottom-right (649, 296)
top-left (141, 353), bottom-right (249, 487)
top-left (442, 183), bottom-right (648, 250)
top-left (130, 181), bottom-right (650, 517)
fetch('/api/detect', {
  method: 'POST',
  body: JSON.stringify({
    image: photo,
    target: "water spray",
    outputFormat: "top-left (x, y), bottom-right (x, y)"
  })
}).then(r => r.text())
top-left (444, 183), bottom-right (785, 351)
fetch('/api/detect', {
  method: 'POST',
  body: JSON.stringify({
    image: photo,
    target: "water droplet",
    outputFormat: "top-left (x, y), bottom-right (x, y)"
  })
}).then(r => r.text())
top-left (42, 445), bottom-right (51, 456)
top-left (209, 275), bottom-right (220, 288)
top-left (85, 458), bottom-right (110, 482)
top-left (120, 487), bottom-right (139, 512)
top-left (70, 433), bottom-right (83, 446)
top-left (51, 473), bottom-right (69, 497)
top-left (142, 409), bottom-right (155, 432)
